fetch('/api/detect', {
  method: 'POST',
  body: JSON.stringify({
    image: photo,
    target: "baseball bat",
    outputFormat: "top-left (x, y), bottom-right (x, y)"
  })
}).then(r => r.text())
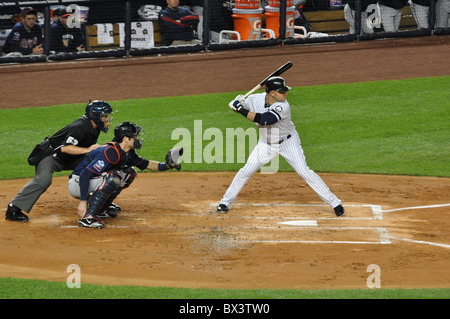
top-left (243, 61), bottom-right (293, 99)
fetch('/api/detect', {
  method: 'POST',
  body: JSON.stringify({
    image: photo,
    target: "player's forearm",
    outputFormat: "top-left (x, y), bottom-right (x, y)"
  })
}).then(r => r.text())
top-left (147, 160), bottom-right (170, 171)
top-left (245, 112), bottom-right (257, 122)
top-left (61, 144), bottom-right (98, 155)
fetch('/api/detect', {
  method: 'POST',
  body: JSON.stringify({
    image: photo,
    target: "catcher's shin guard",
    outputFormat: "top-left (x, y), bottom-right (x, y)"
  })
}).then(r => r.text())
top-left (86, 172), bottom-right (121, 218)
top-left (96, 167), bottom-right (137, 218)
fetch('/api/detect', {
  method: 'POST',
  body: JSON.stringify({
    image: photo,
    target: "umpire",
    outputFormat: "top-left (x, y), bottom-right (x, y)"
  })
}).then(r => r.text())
top-left (5, 101), bottom-right (113, 222)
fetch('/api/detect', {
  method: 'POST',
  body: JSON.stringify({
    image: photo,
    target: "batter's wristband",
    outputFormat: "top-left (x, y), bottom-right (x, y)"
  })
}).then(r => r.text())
top-left (238, 107), bottom-right (249, 118)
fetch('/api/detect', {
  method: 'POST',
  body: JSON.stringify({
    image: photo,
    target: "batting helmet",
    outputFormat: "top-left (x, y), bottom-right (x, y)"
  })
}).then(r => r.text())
top-left (85, 100), bottom-right (113, 133)
top-left (112, 121), bottom-right (143, 149)
top-left (265, 76), bottom-right (291, 93)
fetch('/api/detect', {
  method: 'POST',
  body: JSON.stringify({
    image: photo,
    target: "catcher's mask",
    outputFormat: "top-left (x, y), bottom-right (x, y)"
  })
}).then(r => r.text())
top-left (85, 100), bottom-right (113, 133)
top-left (265, 76), bottom-right (291, 93)
top-left (112, 121), bottom-right (143, 150)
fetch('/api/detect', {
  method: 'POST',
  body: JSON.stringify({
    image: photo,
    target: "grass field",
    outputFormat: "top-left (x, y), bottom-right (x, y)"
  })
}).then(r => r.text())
top-left (1, 76), bottom-right (449, 300)
top-left (0, 277), bottom-right (448, 299)
top-left (0, 76), bottom-right (449, 179)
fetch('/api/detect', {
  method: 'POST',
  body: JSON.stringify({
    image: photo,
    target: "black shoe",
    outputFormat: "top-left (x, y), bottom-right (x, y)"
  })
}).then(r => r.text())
top-left (78, 214), bottom-right (105, 229)
top-left (334, 204), bottom-right (345, 217)
top-left (217, 204), bottom-right (229, 213)
top-left (97, 203), bottom-right (121, 218)
top-left (5, 204), bottom-right (29, 222)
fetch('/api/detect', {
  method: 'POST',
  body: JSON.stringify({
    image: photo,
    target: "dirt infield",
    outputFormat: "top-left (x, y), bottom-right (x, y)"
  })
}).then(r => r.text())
top-left (0, 36), bottom-right (449, 290)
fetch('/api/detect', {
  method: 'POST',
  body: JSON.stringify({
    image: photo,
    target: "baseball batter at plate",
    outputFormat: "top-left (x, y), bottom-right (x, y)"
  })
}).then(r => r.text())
top-left (217, 76), bottom-right (345, 217)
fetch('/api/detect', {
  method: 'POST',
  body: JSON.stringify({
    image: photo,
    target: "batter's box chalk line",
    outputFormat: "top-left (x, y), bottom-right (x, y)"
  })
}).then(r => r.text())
top-left (208, 202), bottom-right (450, 248)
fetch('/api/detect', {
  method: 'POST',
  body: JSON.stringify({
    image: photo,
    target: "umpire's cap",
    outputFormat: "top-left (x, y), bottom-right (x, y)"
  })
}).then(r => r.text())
top-left (265, 76), bottom-right (291, 93)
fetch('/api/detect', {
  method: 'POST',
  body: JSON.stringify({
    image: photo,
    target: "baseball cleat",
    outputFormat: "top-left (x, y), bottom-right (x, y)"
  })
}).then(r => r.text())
top-left (78, 215), bottom-right (106, 229)
top-left (5, 203), bottom-right (29, 222)
top-left (97, 203), bottom-right (121, 218)
top-left (334, 204), bottom-right (345, 217)
top-left (217, 204), bottom-right (229, 213)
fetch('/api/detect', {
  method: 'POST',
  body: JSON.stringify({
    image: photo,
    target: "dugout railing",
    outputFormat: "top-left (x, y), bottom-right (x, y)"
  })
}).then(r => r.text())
top-left (0, 0), bottom-right (449, 64)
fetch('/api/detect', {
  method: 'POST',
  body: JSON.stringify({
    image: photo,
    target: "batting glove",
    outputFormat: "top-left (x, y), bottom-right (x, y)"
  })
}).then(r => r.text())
top-left (229, 95), bottom-right (246, 111)
top-left (229, 99), bottom-right (249, 117)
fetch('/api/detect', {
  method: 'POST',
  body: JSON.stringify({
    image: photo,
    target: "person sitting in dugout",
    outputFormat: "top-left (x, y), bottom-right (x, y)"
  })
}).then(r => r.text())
top-left (50, 8), bottom-right (86, 53)
top-left (2, 7), bottom-right (43, 55)
top-left (159, 0), bottom-right (201, 46)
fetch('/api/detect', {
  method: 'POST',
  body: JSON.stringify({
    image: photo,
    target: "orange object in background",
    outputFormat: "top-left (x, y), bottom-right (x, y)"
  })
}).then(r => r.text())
top-left (264, 6), bottom-right (296, 38)
top-left (232, 8), bottom-right (264, 40)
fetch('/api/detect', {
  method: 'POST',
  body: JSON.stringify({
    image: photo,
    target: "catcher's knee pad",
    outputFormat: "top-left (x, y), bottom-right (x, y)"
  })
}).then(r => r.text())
top-left (87, 173), bottom-right (121, 217)
top-left (120, 166), bottom-right (137, 189)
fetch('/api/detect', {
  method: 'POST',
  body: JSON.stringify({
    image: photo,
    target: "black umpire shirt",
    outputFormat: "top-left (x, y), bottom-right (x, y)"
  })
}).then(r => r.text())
top-left (49, 116), bottom-right (100, 170)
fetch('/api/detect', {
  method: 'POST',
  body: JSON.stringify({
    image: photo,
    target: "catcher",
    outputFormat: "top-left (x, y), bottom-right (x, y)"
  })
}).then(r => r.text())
top-left (68, 121), bottom-right (183, 228)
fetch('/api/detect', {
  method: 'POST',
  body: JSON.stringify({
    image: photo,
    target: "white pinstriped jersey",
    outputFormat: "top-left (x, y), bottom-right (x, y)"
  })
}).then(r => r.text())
top-left (244, 93), bottom-right (296, 144)
top-left (219, 91), bottom-right (342, 211)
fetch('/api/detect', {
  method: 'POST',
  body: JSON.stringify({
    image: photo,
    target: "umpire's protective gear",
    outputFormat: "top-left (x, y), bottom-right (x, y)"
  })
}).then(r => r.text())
top-left (85, 100), bottom-right (113, 133)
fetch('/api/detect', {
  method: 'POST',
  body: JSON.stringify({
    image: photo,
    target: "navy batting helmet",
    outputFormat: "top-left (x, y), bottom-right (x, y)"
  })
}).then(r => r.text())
top-left (265, 76), bottom-right (291, 93)
top-left (85, 100), bottom-right (113, 133)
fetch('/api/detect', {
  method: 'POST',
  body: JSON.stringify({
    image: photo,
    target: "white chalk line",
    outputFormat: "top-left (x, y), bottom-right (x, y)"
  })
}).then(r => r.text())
top-left (58, 203), bottom-right (450, 248)
top-left (387, 236), bottom-right (450, 249)
top-left (381, 203), bottom-right (450, 213)
top-left (209, 202), bottom-right (449, 247)
top-left (243, 240), bottom-right (388, 244)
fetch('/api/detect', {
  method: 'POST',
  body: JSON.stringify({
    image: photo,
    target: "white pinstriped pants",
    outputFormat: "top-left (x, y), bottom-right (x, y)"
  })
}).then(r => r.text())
top-left (220, 133), bottom-right (342, 209)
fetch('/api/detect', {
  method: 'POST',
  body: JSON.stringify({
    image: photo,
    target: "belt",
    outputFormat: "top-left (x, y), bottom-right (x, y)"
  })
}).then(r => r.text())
top-left (268, 134), bottom-right (291, 145)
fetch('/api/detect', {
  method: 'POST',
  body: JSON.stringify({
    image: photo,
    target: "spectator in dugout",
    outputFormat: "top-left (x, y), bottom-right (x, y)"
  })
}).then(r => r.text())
top-left (159, 0), bottom-right (201, 46)
top-left (3, 7), bottom-right (43, 56)
top-left (50, 9), bottom-right (86, 53)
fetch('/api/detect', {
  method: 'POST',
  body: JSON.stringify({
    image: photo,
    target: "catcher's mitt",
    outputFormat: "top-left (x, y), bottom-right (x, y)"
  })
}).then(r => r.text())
top-left (165, 146), bottom-right (183, 171)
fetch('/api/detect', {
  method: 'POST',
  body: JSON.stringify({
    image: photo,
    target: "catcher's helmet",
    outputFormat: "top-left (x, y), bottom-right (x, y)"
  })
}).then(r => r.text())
top-left (85, 100), bottom-right (113, 133)
top-left (112, 121), bottom-right (143, 149)
top-left (265, 76), bottom-right (291, 93)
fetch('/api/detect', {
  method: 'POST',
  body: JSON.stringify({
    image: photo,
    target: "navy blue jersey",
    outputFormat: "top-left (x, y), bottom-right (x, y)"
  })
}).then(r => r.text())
top-left (73, 142), bottom-right (149, 200)
top-left (3, 21), bottom-right (43, 55)
top-left (159, 7), bottom-right (198, 45)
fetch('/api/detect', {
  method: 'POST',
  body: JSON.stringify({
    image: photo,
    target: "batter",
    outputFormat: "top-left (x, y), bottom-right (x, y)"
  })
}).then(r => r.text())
top-left (217, 76), bottom-right (345, 216)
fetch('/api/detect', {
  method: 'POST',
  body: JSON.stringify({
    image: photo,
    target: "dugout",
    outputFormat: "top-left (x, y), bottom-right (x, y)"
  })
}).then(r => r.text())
top-left (0, 0), bottom-right (449, 64)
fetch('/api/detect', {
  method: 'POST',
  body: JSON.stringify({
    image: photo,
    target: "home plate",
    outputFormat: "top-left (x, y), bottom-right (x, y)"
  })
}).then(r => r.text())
top-left (278, 220), bottom-right (318, 226)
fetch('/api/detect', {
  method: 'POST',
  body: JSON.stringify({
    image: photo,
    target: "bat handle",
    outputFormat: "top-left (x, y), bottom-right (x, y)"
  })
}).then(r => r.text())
top-left (243, 85), bottom-right (262, 99)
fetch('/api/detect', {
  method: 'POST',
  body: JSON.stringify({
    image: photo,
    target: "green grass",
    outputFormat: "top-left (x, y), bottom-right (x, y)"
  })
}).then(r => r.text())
top-left (0, 277), bottom-right (448, 299)
top-left (1, 77), bottom-right (449, 300)
top-left (1, 76), bottom-right (448, 179)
